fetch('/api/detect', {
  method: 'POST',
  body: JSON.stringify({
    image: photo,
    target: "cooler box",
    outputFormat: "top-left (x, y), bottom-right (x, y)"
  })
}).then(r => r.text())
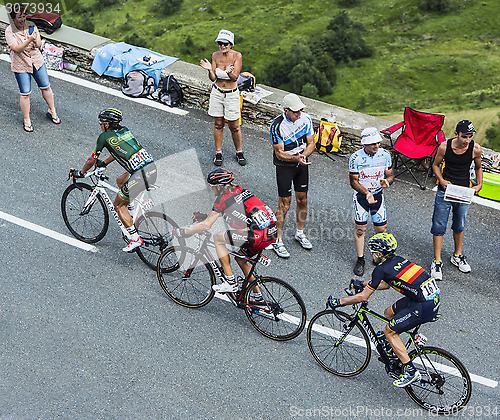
top-left (478, 172), bottom-right (500, 202)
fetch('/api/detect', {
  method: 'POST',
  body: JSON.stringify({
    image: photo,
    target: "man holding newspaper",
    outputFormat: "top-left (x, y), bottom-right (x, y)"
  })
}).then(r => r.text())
top-left (430, 120), bottom-right (483, 281)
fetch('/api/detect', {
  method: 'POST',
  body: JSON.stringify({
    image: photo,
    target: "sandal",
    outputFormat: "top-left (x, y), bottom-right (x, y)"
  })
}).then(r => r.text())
top-left (46, 111), bottom-right (61, 124)
top-left (23, 123), bottom-right (34, 132)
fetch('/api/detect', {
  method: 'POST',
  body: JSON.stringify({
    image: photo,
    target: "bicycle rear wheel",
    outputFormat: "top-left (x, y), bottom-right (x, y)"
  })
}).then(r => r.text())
top-left (61, 183), bottom-right (108, 243)
top-left (307, 310), bottom-right (371, 376)
top-left (157, 247), bottom-right (215, 308)
top-left (135, 212), bottom-right (184, 270)
top-left (406, 346), bottom-right (472, 414)
top-left (244, 277), bottom-right (306, 341)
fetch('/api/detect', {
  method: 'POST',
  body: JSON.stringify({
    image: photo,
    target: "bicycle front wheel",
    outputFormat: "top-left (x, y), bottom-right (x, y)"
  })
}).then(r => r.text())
top-left (61, 183), bottom-right (108, 243)
top-left (244, 277), bottom-right (306, 341)
top-left (135, 212), bottom-right (184, 270)
top-left (307, 310), bottom-right (371, 376)
top-left (157, 247), bottom-right (215, 308)
top-left (406, 346), bottom-right (472, 414)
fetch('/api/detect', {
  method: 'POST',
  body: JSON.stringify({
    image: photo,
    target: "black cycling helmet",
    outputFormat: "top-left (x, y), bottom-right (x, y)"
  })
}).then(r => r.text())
top-left (98, 108), bottom-right (123, 124)
top-left (368, 233), bottom-right (398, 256)
top-left (207, 168), bottom-right (234, 185)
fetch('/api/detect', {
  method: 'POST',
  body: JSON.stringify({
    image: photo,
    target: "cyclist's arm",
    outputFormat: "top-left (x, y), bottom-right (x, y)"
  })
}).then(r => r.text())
top-left (183, 211), bottom-right (220, 236)
top-left (339, 286), bottom-right (375, 306)
top-left (81, 155), bottom-right (97, 175)
top-left (273, 143), bottom-right (302, 163)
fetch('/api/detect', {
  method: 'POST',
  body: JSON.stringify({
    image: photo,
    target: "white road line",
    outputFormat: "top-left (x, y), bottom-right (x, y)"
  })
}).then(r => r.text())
top-left (309, 319), bottom-right (498, 389)
top-left (0, 210), bottom-right (97, 252)
top-left (0, 54), bottom-right (189, 116)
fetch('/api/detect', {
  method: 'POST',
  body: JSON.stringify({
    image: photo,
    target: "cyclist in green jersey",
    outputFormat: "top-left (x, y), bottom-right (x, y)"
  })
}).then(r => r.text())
top-left (71, 108), bottom-right (157, 252)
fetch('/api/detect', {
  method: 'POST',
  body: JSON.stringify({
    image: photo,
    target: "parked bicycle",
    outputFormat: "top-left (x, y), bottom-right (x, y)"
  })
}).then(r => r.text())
top-left (156, 230), bottom-right (306, 341)
top-left (61, 167), bottom-right (183, 269)
top-left (307, 281), bottom-right (471, 414)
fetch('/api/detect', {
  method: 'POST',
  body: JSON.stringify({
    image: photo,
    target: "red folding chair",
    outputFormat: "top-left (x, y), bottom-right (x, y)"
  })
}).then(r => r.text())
top-left (381, 107), bottom-right (446, 190)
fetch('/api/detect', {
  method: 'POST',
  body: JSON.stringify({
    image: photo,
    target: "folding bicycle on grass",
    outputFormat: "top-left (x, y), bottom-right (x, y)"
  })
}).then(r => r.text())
top-left (61, 167), bottom-right (183, 270)
top-left (156, 230), bottom-right (307, 341)
top-left (307, 281), bottom-right (471, 415)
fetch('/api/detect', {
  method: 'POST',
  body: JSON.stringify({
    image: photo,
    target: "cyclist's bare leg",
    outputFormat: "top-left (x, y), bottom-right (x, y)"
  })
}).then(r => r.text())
top-left (116, 172), bottom-right (128, 189)
top-left (114, 194), bottom-right (133, 228)
top-left (295, 191), bottom-right (308, 231)
top-left (214, 232), bottom-right (233, 277)
top-left (383, 324), bottom-right (410, 364)
top-left (276, 196), bottom-right (292, 240)
top-left (235, 256), bottom-right (261, 294)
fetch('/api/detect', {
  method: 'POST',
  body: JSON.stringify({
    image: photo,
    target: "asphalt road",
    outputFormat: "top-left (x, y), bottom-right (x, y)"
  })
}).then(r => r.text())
top-left (0, 60), bottom-right (499, 419)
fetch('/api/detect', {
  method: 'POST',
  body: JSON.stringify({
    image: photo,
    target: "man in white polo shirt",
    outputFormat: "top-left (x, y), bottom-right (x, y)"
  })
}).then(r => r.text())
top-left (349, 127), bottom-right (394, 275)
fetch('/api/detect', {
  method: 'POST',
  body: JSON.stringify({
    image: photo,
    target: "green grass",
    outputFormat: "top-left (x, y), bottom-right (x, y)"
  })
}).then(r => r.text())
top-left (55, 0), bottom-right (500, 147)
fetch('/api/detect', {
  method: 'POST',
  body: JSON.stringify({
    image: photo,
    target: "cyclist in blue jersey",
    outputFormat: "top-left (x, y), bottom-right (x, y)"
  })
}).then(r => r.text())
top-left (327, 233), bottom-right (441, 388)
top-left (349, 127), bottom-right (394, 276)
top-left (269, 93), bottom-right (315, 258)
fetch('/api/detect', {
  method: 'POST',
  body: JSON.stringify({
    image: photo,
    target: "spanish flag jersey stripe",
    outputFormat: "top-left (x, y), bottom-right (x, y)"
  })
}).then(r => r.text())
top-left (396, 263), bottom-right (425, 284)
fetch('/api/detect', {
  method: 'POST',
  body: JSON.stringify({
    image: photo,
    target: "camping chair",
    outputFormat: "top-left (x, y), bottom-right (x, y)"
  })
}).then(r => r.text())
top-left (381, 107), bottom-right (446, 190)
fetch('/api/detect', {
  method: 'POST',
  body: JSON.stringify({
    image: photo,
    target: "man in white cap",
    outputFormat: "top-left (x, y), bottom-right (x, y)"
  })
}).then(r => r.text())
top-left (269, 93), bottom-right (315, 258)
top-left (349, 127), bottom-right (394, 275)
top-left (200, 29), bottom-right (246, 166)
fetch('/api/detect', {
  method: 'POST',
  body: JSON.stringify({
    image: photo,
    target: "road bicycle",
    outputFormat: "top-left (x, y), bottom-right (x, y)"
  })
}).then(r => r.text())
top-left (156, 230), bottom-right (306, 341)
top-left (61, 167), bottom-right (184, 270)
top-left (307, 282), bottom-right (471, 414)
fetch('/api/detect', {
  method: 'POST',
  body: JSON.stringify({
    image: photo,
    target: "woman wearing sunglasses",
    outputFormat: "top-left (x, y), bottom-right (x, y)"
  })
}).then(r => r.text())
top-left (200, 29), bottom-right (245, 166)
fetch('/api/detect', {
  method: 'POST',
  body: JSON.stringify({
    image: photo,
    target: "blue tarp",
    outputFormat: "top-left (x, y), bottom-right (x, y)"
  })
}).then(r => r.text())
top-left (91, 42), bottom-right (178, 87)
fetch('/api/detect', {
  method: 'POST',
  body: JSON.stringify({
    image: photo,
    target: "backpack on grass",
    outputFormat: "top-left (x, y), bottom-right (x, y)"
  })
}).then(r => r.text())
top-left (158, 75), bottom-right (183, 107)
top-left (121, 70), bottom-right (156, 98)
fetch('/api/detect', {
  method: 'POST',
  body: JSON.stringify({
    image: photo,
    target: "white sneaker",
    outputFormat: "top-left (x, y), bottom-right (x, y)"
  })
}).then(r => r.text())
top-left (272, 241), bottom-right (290, 258)
top-left (430, 260), bottom-right (443, 281)
top-left (212, 280), bottom-right (238, 293)
top-left (450, 254), bottom-right (471, 273)
top-left (249, 292), bottom-right (266, 305)
top-left (295, 232), bottom-right (312, 249)
top-left (122, 237), bottom-right (144, 252)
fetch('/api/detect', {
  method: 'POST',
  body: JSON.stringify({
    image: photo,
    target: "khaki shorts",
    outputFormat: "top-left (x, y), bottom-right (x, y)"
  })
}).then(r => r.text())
top-left (208, 85), bottom-right (240, 121)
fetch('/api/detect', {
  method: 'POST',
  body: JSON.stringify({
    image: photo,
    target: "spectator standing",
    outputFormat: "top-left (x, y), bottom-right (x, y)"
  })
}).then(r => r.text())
top-left (430, 120), bottom-right (483, 280)
top-left (200, 29), bottom-right (245, 166)
top-left (349, 127), bottom-right (394, 276)
top-left (5, 3), bottom-right (60, 132)
top-left (269, 93), bottom-right (315, 258)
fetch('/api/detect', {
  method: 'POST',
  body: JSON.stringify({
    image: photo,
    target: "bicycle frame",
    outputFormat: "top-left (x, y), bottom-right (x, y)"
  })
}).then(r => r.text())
top-left (79, 169), bottom-right (154, 241)
top-left (190, 231), bottom-right (269, 309)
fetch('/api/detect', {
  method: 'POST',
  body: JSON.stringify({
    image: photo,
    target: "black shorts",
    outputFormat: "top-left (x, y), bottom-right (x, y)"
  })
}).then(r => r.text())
top-left (119, 162), bottom-right (157, 202)
top-left (275, 164), bottom-right (308, 197)
top-left (387, 296), bottom-right (440, 334)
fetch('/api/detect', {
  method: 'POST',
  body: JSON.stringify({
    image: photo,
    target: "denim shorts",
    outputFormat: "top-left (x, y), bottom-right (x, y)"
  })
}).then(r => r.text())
top-left (430, 189), bottom-right (470, 236)
top-left (14, 63), bottom-right (50, 95)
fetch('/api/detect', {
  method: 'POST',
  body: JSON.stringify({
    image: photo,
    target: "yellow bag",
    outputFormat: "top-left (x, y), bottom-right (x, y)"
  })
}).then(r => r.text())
top-left (314, 120), bottom-right (342, 153)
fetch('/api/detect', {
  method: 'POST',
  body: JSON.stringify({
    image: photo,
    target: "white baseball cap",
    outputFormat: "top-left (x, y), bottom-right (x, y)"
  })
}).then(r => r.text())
top-left (361, 127), bottom-right (383, 145)
top-left (215, 29), bottom-right (235, 45)
top-left (282, 93), bottom-right (306, 112)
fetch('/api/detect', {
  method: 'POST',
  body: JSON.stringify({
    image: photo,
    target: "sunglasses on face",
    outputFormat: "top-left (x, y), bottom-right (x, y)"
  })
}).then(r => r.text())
top-left (286, 108), bottom-right (302, 114)
top-left (218, 41), bottom-right (230, 46)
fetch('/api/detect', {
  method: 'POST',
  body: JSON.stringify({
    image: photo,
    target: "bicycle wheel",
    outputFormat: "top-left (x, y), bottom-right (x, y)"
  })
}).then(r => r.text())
top-left (307, 310), bottom-right (371, 376)
top-left (135, 212), bottom-right (184, 270)
top-left (61, 183), bottom-right (108, 243)
top-left (406, 346), bottom-right (472, 414)
top-left (157, 247), bottom-right (215, 308)
top-left (243, 277), bottom-right (306, 341)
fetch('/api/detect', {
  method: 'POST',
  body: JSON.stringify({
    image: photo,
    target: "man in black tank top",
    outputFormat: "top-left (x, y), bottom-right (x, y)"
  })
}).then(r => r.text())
top-left (430, 120), bottom-right (483, 280)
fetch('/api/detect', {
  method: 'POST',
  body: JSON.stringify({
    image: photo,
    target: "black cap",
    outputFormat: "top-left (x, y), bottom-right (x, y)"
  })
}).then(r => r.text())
top-left (456, 120), bottom-right (476, 134)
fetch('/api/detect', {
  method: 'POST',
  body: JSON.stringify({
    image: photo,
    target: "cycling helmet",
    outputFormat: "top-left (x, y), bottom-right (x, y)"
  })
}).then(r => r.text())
top-left (368, 233), bottom-right (397, 256)
top-left (207, 168), bottom-right (234, 185)
top-left (98, 108), bottom-right (123, 124)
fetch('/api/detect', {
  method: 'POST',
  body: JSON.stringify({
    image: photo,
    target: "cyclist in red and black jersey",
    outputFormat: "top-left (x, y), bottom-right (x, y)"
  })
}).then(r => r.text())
top-left (173, 168), bottom-right (277, 296)
top-left (327, 233), bottom-right (441, 388)
top-left (70, 108), bottom-right (157, 253)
